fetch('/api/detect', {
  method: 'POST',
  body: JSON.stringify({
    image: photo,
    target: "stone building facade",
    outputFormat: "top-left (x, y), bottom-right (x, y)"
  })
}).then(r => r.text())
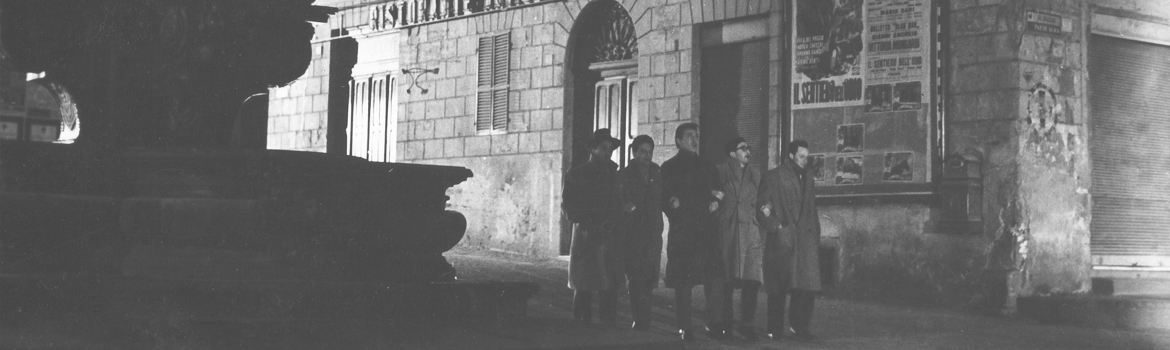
top-left (268, 0), bottom-right (1170, 311)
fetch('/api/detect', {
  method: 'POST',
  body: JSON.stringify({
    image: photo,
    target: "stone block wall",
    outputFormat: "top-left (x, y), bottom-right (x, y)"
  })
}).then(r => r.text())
top-left (268, 40), bottom-right (332, 152)
top-left (397, 3), bottom-right (571, 256)
top-left (394, 0), bottom-right (783, 256)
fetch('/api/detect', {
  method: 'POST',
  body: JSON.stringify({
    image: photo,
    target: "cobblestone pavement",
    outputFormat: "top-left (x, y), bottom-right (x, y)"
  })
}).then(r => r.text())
top-left (446, 247), bottom-right (1170, 350)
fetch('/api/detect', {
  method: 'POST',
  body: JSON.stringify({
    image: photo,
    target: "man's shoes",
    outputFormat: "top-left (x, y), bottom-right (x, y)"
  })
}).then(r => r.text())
top-left (737, 327), bottom-right (758, 341)
top-left (678, 329), bottom-right (695, 341)
top-left (704, 324), bottom-right (731, 340)
top-left (631, 321), bottom-right (650, 331)
top-left (791, 330), bottom-right (819, 343)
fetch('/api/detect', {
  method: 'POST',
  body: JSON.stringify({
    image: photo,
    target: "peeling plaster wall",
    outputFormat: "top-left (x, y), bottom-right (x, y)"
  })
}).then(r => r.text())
top-left (822, 204), bottom-right (988, 308)
top-left (1008, 0), bottom-right (1094, 298)
top-left (946, 0), bottom-right (1094, 310)
top-left (417, 154), bottom-right (563, 257)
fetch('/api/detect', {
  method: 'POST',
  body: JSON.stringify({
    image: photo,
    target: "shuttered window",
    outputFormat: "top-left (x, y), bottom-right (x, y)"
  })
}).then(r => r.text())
top-left (477, 33), bottom-right (510, 134)
top-left (1088, 34), bottom-right (1170, 262)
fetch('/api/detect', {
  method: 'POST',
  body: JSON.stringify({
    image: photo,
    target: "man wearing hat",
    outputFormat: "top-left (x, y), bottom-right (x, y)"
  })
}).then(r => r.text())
top-left (562, 128), bottom-right (625, 324)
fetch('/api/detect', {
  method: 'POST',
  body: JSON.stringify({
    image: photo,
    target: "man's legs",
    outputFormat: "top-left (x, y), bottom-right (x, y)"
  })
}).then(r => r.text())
top-left (738, 280), bottom-right (761, 338)
top-left (573, 290), bottom-right (593, 322)
top-left (702, 282), bottom-right (728, 338)
top-left (628, 279), bottom-right (652, 329)
top-left (789, 290), bottom-right (817, 341)
top-left (719, 279), bottom-right (760, 339)
top-left (765, 292), bottom-right (787, 339)
top-left (674, 285), bottom-right (695, 340)
top-left (598, 289), bottom-right (618, 325)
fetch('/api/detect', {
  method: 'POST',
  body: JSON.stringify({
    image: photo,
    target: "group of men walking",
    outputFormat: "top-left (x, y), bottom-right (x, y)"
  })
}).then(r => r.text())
top-left (561, 123), bottom-right (822, 342)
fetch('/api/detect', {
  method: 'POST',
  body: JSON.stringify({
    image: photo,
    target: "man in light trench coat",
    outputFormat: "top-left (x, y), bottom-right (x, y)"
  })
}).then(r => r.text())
top-left (756, 140), bottom-right (822, 343)
top-left (714, 136), bottom-right (764, 340)
top-left (562, 128), bottom-right (625, 324)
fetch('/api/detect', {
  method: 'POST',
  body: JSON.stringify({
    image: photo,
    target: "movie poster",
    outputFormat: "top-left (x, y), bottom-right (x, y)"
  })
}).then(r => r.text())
top-left (865, 84), bottom-right (892, 112)
top-left (864, 0), bottom-right (929, 111)
top-left (792, 0), bottom-right (865, 109)
top-left (883, 152), bottom-right (913, 181)
top-left (809, 154), bottom-right (827, 182)
top-left (836, 155), bottom-right (863, 185)
top-left (893, 81), bottom-right (922, 110)
top-left (837, 123), bottom-right (864, 153)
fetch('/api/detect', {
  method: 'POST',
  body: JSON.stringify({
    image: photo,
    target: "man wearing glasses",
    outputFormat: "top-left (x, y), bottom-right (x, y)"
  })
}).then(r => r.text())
top-left (713, 137), bottom-right (765, 340)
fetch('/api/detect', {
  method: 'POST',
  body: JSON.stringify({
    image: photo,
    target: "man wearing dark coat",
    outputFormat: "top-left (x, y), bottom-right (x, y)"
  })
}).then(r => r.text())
top-left (714, 137), bottom-right (764, 340)
top-left (562, 128), bottom-right (625, 324)
top-left (756, 140), bottom-right (822, 343)
top-left (616, 134), bottom-right (663, 331)
top-left (661, 122), bottom-right (727, 341)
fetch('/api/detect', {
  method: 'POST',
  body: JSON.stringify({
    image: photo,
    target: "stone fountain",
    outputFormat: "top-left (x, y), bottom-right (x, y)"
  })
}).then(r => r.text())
top-left (0, 1), bottom-right (536, 347)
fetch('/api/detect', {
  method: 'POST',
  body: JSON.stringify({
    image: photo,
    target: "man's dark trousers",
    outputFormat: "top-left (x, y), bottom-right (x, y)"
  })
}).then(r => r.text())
top-left (767, 290), bottom-right (815, 334)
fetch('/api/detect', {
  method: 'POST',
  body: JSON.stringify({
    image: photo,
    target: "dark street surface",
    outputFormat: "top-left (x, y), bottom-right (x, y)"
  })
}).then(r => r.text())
top-left (446, 247), bottom-right (1170, 350)
top-left (3, 247), bottom-right (1168, 349)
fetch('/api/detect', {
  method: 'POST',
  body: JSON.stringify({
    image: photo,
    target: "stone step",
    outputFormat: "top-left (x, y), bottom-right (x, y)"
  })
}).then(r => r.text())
top-left (1018, 294), bottom-right (1170, 331)
top-left (2, 273), bottom-right (540, 326)
top-left (1093, 277), bottom-right (1170, 296)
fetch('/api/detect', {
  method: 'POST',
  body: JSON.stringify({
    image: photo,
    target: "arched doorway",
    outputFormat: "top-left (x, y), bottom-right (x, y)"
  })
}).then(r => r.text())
top-left (20, 78), bottom-right (79, 143)
top-left (561, 0), bottom-right (639, 254)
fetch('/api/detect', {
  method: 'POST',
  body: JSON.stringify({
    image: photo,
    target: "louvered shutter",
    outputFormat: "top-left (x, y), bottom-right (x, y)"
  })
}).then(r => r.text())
top-left (737, 40), bottom-right (769, 171)
top-left (699, 40), bottom-right (770, 171)
top-left (1088, 35), bottom-right (1170, 260)
top-left (476, 33), bottom-right (510, 133)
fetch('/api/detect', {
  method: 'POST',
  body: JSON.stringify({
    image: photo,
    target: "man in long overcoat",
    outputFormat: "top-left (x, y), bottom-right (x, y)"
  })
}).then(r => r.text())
top-left (616, 134), bottom-right (663, 331)
top-left (562, 128), bottom-right (624, 324)
top-left (662, 122), bottom-right (726, 340)
top-left (714, 137), bottom-right (763, 340)
top-left (756, 140), bottom-right (822, 342)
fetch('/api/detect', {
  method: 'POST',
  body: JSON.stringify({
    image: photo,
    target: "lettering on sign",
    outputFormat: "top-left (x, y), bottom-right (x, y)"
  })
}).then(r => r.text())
top-left (1025, 10), bottom-right (1062, 34)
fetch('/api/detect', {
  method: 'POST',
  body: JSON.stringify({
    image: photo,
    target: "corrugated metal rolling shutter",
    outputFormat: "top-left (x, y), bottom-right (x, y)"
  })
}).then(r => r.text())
top-left (737, 40), bottom-right (769, 171)
top-left (1088, 34), bottom-right (1170, 258)
top-left (699, 40), bottom-right (770, 171)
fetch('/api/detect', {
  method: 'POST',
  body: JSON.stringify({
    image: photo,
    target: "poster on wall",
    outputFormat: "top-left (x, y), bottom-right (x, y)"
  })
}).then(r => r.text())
top-left (893, 81), bottom-right (922, 110)
top-left (0, 119), bottom-right (19, 140)
top-left (837, 123), bottom-right (864, 152)
top-left (809, 154), bottom-right (827, 182)
top-left (792, 0), bottom-right (865, 109)
top-left (863, 0), bottom-right (929, 112)
top-left (836, 155), bottom-right (863, 185)
top-left (883, 152), bottom-right (913, 181)
top-left (865, 84), bottom-right (892, 112)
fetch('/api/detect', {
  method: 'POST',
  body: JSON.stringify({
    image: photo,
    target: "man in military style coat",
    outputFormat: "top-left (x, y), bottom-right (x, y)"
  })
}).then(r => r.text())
top-left (616, 134), bottom-right (663, 331)
top-left (562, 128), bottom-right (624, 324)
top-left (661, 122), bottom-right (726, 340)
top-left (756, 140), bottom-right (822, 342)
top-left (714, 137), bottom-right (764, 340)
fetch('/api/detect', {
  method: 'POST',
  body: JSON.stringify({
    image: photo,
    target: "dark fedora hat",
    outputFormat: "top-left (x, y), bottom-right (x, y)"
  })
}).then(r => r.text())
top-left (591, 128), bottom-right (621, 148)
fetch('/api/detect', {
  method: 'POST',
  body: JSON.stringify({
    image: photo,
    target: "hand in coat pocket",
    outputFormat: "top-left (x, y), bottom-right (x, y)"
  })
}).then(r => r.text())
top-left (769, 225), bottom-right (796, 247)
